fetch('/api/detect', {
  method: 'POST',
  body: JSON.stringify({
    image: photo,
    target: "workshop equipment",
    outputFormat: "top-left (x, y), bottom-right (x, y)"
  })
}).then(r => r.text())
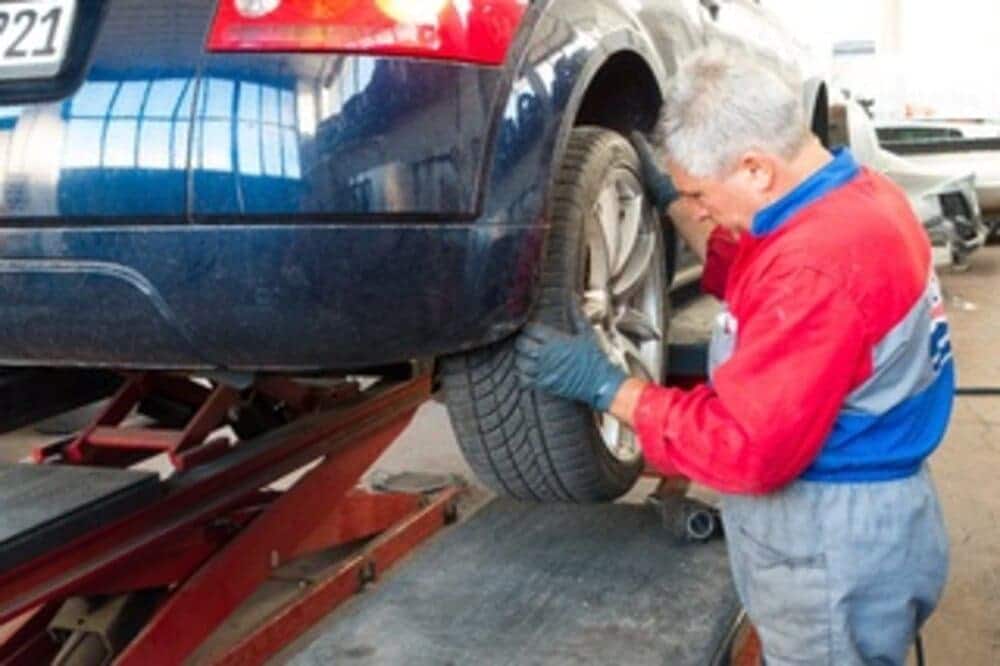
top-left (0, 371), bottom-right (461, 664)
top-left (0, 344), bottom-right (765, 665)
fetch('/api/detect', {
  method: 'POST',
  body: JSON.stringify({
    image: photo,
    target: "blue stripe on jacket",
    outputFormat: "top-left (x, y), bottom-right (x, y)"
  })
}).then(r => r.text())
top-left (802, 360), bottom-right (955, 482)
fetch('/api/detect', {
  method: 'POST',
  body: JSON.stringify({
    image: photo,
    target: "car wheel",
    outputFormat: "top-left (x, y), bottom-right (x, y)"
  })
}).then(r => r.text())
top-left (440, 126), bottom-right (672, 502)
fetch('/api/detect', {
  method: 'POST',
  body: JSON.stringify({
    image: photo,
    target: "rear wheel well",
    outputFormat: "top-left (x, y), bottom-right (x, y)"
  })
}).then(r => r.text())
top-left (577, 56), bottom-right (830, 148)
top-left (574, 52), bottom-right (662, 135)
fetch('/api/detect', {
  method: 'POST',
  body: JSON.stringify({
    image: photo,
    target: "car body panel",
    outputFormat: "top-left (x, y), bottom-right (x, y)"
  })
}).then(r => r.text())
top-left (876, 120), bottom-right (1000, 141)
top-left (881, 146), bottom-right (1000, 217)
top-left (0, 223), bottom-right (540, 369)
top-left (0, 0), bottom-right (532, 370)
top-left (835, 98), bottom-right (987, 266)
top-left (189, 55), bottom-right (504, 218)
top-left (876, 121), bottom-right (1000, 216)
top-left (0, 1), bottom-right (206, 220)
top-left (0, 0), bottom-right (825, 371)
top-left (476, 0), bottom-right (703, 228)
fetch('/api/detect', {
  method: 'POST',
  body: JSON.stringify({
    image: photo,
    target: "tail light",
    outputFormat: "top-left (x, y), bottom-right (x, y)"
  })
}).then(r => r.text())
top-left (207, 0), bottom-right (529, 66)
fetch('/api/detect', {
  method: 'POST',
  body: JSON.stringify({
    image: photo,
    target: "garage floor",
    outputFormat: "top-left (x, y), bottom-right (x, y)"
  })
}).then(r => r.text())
top-left (917, 248), bottom-right (1000, 665)
top-left (0, 249), bottom-right (997, 664)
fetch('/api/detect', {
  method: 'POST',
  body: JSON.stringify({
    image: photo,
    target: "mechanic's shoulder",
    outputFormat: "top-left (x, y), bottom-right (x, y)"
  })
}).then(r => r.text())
top-left (755, 245), bottom-right (868, 317)
top-left (770, 205), bottom-right (875, 279)
top-left (756, 246), bottom-right (847, 289)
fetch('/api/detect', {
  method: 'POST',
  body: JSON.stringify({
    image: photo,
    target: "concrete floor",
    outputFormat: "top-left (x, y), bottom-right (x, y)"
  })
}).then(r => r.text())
top-left (1, 248), bottom-right (998, 664)
top-left (918, 247), bottom-right (1000, 665)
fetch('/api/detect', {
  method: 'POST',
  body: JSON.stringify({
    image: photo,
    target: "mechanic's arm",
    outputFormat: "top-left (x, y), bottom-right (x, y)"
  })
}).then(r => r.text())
top-left (631, 132), bottom-right (736, 297)
top-left (607, 378), bottom-right (647, 425)
top-left (617, 265), bottom-right (870, 493)
top-left (516, 264), bottom-right (869, 493)
top-left (631, 132), bottom-right (714, 261)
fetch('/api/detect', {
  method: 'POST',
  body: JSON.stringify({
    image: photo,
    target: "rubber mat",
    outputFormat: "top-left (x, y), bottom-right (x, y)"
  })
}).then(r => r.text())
top-left (290, 498), bottom-right (742, 666)
top-left (0, 463), bottom-right (160, 573)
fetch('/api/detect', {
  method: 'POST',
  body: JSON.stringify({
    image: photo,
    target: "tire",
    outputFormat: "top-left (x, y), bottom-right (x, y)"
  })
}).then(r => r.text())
top-left (440, 127), bottom-right (672, 502)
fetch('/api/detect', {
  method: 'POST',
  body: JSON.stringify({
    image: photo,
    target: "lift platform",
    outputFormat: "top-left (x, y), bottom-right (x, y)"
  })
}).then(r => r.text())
top-left (285, 498), bottom-right (754, 666)
top-left (0, 355), bottom-right (760, 665)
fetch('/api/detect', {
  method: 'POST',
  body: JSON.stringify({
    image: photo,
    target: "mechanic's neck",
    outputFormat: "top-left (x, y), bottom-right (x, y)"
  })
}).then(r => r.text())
top-left (769, 136), bottom-right (834, 205)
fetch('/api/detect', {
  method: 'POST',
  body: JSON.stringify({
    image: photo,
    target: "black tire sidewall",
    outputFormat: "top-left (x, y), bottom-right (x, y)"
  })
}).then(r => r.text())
top-left (441, 126), bottom-right (672, 502)
top-left (532, 126), bottom-right (670, 494)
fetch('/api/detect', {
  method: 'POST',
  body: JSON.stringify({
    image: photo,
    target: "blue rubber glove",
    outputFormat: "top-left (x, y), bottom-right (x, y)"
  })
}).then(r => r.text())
top-left (515, 313), bottom-right (627, 413)
top-left (630, 131), bottom-right (679, 214)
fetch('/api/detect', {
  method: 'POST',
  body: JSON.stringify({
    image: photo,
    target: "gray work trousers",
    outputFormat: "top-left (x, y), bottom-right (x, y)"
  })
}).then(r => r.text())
top-left (721, 466), bottom-right (949, 665)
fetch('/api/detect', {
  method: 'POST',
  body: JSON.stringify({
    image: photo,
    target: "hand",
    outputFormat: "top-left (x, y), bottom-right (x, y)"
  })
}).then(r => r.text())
top-left (630, 131), bottom-right (679, 214)
top-left (515, 310), bottom-right (627, 412)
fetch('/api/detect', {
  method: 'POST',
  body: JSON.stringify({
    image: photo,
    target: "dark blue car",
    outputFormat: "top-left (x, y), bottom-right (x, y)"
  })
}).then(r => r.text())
top-left (0, 0), bottom-right (829, 500)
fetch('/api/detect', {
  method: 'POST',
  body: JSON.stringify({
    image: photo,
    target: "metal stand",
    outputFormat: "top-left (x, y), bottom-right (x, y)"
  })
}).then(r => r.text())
top-left (0, 372), bottom-right (462, 665)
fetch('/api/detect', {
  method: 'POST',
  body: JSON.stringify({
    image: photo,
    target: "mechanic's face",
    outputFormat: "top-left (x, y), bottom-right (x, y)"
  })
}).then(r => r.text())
top-left (667, 154), bottom-right (776, 232)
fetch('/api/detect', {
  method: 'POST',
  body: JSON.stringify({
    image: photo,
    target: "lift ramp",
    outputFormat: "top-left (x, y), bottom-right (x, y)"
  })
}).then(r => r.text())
top-left (287, 497), bottom-right (745, 666)
top-left (0, 464), bottom-right (159, 574)
top-left (0, 369), bottom-right (755, 663)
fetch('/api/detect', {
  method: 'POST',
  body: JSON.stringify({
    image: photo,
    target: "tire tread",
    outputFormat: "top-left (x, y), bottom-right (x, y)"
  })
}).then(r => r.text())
top-left (441, 127), bottom-right (669, 502)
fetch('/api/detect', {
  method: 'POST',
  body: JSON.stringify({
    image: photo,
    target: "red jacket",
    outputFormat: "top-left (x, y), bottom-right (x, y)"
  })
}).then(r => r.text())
top-left (635, 150), bottom-right (954, 493)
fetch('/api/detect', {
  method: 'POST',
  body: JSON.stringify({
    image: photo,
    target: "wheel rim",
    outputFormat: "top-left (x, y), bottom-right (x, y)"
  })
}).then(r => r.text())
top-left (582, 166), bottom-right (665, 464)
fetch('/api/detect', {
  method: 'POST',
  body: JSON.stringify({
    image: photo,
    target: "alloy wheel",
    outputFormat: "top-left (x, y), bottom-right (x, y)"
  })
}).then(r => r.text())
top-left (581, 167), bottom-right (666, 464)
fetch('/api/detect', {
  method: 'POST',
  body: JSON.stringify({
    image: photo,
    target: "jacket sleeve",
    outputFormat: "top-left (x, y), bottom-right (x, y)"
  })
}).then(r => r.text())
top-left (634, 264), bottom-right (872, 493)
top-left (701, 226), bottom-right (740, 299)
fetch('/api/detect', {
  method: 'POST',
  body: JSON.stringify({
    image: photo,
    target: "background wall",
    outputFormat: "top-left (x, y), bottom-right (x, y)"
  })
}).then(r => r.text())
top-left (767, 0), bottom-right (1000, 120)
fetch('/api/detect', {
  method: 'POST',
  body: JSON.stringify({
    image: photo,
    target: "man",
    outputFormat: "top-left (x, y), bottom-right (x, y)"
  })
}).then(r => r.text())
top-left (516, 49), bottom-right (951, 665)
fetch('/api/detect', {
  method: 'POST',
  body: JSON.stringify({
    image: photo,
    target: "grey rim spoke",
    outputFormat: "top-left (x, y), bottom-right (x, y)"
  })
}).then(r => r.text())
top-left (582, 289), bottom-right (610, 322)
top-left (599, 415), bottom-right (623, 458)
top-left (585, 223), bottom-right (611, 289)
top-left (613, 185), bottom-right (643, 277)
top-left (611, 234), bottom-right (655, 299)
top-left (584, 166), bottom-right (664, 465)
top-left (593, 326), bottom-right (619, 360)
top-left (616, 307), bottom-right (662, 342)
top-left (603, 333), bottom-right (629, 371)
top-left (619, 335), bottom-right (657, 381)
top-left (595, 184), bottom-right (620, 276)
top-left (600, 414), bottom-right (638, 460)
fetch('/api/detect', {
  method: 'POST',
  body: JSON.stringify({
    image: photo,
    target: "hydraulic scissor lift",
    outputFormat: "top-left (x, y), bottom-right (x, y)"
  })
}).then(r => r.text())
top-left (0, 347), bottom-right (762, 665)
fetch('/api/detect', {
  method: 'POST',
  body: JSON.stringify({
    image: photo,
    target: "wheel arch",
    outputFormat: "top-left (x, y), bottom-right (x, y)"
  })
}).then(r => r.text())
top-left (474, 7), bottom-right (672, 334)
top-left (526, 44), bottom-right (667, 315)
top-left (573, 50), bottom-right (664, 136)
top-left (479, 8), bottom-right (671, 225)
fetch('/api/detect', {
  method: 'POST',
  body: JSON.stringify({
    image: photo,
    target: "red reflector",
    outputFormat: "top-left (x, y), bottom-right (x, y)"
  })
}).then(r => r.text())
top-left (207, 0), bottom-right (529, 66)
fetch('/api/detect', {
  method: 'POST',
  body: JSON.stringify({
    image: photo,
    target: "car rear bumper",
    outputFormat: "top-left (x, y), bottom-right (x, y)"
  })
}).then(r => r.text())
top-left (0, 223), bottom-right (542, 371)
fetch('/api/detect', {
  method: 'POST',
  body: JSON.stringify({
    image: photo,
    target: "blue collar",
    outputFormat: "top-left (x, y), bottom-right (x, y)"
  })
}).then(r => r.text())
top-left (751, 147), bottom-right (860, 237)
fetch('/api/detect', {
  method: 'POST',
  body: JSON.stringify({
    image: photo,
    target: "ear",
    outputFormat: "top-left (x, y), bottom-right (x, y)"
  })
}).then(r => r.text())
top-left (737, 151), bottom-right (777, 193)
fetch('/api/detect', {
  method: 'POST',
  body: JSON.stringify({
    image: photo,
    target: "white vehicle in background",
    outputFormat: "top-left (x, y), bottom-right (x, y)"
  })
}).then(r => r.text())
top-left (829, 98), bottom-right (988, 269)
top-left (875, 120), bottom-right (1000, 235)
top-left (876, 120), bottom-right (1000, 141)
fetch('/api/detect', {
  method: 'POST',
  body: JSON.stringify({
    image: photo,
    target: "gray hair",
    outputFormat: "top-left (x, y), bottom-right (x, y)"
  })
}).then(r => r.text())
top-left (654, 48), bottom-right (809, 177)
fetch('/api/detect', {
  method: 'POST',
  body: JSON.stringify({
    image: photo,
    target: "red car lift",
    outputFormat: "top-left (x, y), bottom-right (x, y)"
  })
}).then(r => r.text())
top-left (0, 342), bottom-right (764, 665)
top-left (0, 371), bottom-right (461, 665)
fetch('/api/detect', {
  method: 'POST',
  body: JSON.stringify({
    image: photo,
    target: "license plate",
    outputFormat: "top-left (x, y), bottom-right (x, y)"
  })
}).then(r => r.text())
top-left (0, 0), bottom-right (77, 81)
